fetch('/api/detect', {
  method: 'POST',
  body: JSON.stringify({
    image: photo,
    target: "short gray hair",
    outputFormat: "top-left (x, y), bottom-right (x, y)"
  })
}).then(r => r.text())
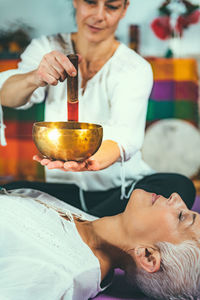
top-left (128, 240), bottom-right (200, 299)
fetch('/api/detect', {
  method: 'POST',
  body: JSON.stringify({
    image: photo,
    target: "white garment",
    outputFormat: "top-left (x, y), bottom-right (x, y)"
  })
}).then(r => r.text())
top-left (0, 188), bottom-right (107, 300)
top-left (0, 33), bottom-right (154, 192)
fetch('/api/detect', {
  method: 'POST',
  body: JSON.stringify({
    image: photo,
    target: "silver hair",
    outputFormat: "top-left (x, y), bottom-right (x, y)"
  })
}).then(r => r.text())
top-left (128, 240), bottom-right (200, 300)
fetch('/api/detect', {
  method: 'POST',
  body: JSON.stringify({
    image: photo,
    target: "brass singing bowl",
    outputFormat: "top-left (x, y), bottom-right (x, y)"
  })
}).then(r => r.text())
top-left (32, 122), bottom-right (103, 161)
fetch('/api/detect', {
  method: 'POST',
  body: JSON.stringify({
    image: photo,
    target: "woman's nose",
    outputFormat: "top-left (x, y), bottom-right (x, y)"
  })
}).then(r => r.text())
top-left (168, 192), bottom-right (184, 206)
top-left (94, 4), bottom-right (106, 21)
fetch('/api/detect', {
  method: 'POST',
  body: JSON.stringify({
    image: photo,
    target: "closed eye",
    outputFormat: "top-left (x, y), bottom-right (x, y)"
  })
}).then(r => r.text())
top-left (106, 0), bottom-right (122, 10)
top-left (84, 0), bottom-right (96, 4)
top-left (178, 211), bottom-right (196, 226)
top-left (191, 213), bottom-right (196, 226)
top-left (107, 5), bottom-right (120, 10)
top-left (178, 211), bottom-right (185, 221)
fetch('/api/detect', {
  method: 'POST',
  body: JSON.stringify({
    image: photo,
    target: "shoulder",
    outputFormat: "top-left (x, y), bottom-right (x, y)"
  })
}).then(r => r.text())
top-left (111, 43), bottom-right (152, 78)
top-left (22, 33), bottom-right (73, 55)
top-left (45, 32), bottom-right (72, 50)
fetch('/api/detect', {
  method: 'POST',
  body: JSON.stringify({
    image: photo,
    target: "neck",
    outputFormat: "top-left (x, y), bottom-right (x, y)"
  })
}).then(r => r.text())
top-left (72, 32), bottom-right (119, 63)
top-left (71, 32), bottom-right (119, 88)
top-left (74, 214), bottom-right (135, 280)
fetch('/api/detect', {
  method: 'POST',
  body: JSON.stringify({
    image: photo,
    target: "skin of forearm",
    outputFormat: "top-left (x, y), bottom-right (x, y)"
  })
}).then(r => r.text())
top-left (0, 71), bottom-right (39, 107)
top-left (92, 140), bottom-right (121, 170)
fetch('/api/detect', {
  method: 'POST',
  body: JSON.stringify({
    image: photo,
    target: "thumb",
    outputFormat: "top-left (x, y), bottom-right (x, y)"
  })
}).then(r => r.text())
top-left (86, 157), bottom-right (100, 171)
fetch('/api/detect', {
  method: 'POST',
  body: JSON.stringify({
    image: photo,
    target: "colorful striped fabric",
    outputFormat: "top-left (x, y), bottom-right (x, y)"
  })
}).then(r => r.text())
top-left (0, 104), bottom-right (45, 183)
top-left (146, 57), bottom-right (199, 127)
top-left (0, 58), bottom-right (45, 183)
top-left (0, 59), bottom-right (20, 72)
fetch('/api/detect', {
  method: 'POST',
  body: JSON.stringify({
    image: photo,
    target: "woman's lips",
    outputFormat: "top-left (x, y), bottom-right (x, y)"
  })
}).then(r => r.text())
top-left (152, 193), bottom-right (161, 205)
top-left (87, 25), bottom-right (103, 32)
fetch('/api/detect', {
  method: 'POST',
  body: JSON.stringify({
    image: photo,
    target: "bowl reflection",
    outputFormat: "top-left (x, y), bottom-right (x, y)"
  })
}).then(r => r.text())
top-left (32, 121), bottom-right (103, 161)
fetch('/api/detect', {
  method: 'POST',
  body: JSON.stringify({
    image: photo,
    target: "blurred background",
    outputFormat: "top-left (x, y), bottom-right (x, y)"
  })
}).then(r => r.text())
top-left (0, 0), bottom-right (200, 195)
top-left (0, 0), bottom-right (199, 56)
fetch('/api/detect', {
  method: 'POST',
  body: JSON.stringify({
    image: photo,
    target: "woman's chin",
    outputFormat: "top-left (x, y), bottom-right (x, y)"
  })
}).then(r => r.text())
top-left (80, 28), bottom-right (105, 43)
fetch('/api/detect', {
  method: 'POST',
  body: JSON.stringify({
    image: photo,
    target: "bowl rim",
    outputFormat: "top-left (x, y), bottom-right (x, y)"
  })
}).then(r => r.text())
top-left (33, 121), bottom-right (103, 131)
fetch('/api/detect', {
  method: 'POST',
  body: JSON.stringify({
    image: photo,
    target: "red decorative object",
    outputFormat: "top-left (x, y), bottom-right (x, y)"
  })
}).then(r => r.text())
top-left (151, 16), bottom-right (172, 40)
top-left (176, 10), bottom-right (200, 35)
top-left (151, 0), bottom-right (200, 40)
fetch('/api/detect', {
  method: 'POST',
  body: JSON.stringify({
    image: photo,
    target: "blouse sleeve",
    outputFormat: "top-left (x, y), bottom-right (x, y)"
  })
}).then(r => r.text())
top-left (0, 36), bottom-right (50, 109)
top-left (103, 61), bottom-right (153, 161)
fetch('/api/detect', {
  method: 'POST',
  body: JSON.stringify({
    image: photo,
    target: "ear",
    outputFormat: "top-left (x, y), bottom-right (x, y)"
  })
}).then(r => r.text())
top-left (134, 246), bottom-right (161, 273)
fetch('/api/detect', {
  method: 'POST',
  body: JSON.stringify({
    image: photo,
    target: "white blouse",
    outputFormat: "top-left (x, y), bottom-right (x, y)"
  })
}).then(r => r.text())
top-left (0, 188), bottom-right (107, 300)
top-left (0, 33), bottom-right (154, 195)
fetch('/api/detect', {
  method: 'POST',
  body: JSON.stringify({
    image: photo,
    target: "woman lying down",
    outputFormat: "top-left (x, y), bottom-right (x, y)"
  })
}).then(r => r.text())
top-left (0, 187), bottom-right (199, 300)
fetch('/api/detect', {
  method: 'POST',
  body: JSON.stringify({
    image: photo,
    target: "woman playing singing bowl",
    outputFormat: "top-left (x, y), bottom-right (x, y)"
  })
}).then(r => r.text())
top-left (0, 187), bottom-right (199, 300)
top-left (0, 0), bottom-right (196, 216)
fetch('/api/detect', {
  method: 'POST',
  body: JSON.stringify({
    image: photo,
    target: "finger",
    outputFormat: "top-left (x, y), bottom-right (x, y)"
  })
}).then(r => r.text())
top-left (37, 64), bottom-right (59, 85)
top-left (63, 161), bottom-right (84, 171)
top-left (33, 155), bottom-right (52, 166)
top-left (42, 72), bottom-right (59, 86)
top-left (33, 154), bottom-right (49, 163)
top-left (43, 61), bottom-right (61, 81)
top-left (63, 161), bottom-right (78, 171)
top-left (33, 154), bottom-right (42, 162)
top-left (59, 71), bottom-right (68, 82)
top-left (55, 52), bottom-right (77, 77)
top-left (40, 158), bottom-right (52, 166)
top-left (85, 158), bottom-right (100, 171)
top-left (46, 56), bottom-right (67, 81)
top-left (48, 165), bottom-right (67, 172)
top-left (46, 160), bottom-right (64, 169)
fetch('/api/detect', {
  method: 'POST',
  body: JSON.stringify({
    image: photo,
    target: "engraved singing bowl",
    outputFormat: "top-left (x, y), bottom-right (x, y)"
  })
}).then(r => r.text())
top-left (32, 122), bottom-right (103, 161)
